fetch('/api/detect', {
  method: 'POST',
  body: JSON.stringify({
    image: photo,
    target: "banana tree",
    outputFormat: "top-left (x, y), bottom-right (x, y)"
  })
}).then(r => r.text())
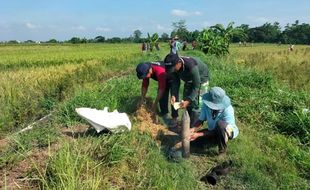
top-left (147, 33), bottom-right (159, 51)
top-left (198, 22), bottom-right (245, 56)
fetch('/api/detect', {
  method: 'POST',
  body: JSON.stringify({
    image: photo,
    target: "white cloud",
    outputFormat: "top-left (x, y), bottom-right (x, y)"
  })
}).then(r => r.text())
top-left (25, 22), bottom-right (38, 29)
top-left (194, 11), bottom-right (202, 16)
top-left (171, 9), bottom-right (202, 17)
top-left (72, 25), bottom-right (86, 31)
top-left (96, 27), bottom-right (111, 32)
top-left (171, 9), bottom-right (189, 17)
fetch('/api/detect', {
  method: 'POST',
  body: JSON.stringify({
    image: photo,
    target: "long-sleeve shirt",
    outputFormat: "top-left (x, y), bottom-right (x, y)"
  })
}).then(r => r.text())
top-left (171, 56), bottom-right (209, 101)
top-left (199, 103), bottom-right (239, 139)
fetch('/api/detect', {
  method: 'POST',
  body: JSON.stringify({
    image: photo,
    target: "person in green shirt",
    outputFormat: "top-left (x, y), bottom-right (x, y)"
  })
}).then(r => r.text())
top-left (170, 35), bottom-right (182, 55)
top-left (164, 53), bottom-right (210, 127)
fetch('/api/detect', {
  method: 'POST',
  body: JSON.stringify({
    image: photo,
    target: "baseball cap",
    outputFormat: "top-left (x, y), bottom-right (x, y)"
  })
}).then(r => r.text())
top-left (136, 63), bottom-right (151, 79)
top-left (164, 53), bottom-right (179, 74)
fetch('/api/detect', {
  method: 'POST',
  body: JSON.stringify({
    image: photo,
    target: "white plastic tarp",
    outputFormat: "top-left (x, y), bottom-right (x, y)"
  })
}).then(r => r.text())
top-left (75, 107), bottom-right (131, 133)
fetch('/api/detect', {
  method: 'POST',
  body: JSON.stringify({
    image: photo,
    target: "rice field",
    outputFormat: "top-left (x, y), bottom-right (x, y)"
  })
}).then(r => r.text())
top-left (0, 43), bottom-right (141, 135)
top-left (0, 43), bottom-right (309, 189)
top-left (230, 43), bottom-right (310, 90)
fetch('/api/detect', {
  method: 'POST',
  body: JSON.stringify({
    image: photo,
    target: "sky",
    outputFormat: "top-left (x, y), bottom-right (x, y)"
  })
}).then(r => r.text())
top-left (0, 0), bottom-right (309, 41)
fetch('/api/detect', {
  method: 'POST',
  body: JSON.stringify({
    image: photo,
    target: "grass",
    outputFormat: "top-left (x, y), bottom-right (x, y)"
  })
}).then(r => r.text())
top-left (0, 124), bottom-right (59, 170)
top-left (39, 70), bottom-right (308, 189)
top-left (183, 50), bottom-right (309, 189)
top-left (41, 131), bottom-right (198, 189)
top-left (230, 43), bottom-right (310, 90)
top-left (34, 75), bottom-right (199, 189)
top-left (0, 43), bottom-right (309, 189)
top-left (0, 43), bottom-right (142, 136)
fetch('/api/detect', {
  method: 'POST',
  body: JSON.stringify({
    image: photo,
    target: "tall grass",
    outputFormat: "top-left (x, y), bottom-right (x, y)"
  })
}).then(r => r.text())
top-left (191, 52), bottom-right (310, 186)
top-left (40, 132), bottom-right (197, 190)
top-left (1, 44), bottom-right (309, 189)
top-left (230, 44), bottom-right (310, 90)
top-left (38, 75), bottom-right (198, 189)
top-left (0, 44), bottom-right (142, 136)
top-left (0, 125), bottom-right (59, 170)
top-left (39, 54), bottom-right (309, 189)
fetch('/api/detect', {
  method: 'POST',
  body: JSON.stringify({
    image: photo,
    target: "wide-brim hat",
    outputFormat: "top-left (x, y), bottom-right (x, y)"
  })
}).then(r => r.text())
top-left (136, 63), bottom-right (151, 79)
top-left (202, 87), bottom-right (231, 110)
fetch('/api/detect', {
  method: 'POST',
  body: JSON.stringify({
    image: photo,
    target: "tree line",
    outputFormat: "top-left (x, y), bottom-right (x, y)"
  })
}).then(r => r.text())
top-left (1, 20), bottom-right (309, 45)
top-left (233, 20), bottom-right (310, 44)
top-left (169, 20), bottom-right (310, 45)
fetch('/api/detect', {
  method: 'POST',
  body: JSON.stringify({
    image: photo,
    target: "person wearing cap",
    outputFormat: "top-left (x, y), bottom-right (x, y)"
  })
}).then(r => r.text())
top-left (136, 62), bottom-right (178, 122)
top-left (164, 53), bottom-right (210, 127)
top-left (189, 87), bottom-right (239, 155)
top-left (170, 35), bottom-right (182, 55)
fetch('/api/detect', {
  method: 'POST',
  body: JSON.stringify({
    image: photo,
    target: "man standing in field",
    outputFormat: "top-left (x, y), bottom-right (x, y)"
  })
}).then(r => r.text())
top-left (170, 36), bottom-right (182, 55)
top-left (164, 53), bottom-right (210, 127)
top-left (189, 87), bottom-right (239, 155)
top-left (136, 62), bottom-right (178, 123)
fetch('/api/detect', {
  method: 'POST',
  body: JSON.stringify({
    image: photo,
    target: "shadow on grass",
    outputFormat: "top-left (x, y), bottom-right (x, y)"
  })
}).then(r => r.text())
top-left (156, 127), bottom-right (220, 161)
top-left (61, 126), bottom-right (111, 139)
top-left (117, 96), bottom-right (142, 114)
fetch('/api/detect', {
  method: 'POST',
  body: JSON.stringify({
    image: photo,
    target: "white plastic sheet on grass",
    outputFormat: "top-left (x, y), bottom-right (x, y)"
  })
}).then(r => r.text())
top-left (75, 107), bottom-right (131, 133)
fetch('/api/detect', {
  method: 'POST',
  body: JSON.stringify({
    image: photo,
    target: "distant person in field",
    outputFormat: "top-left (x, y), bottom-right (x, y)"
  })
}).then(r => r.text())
top-left (146, 42), bottom-right (150, 52)
top-left (136, 62), bottom-right (178, 123)
top-left (141, 42), bottom-right (147, 53)
top-left (190, 87), bottom-right (239, 156)
top-left (155, 42), bottom-right (160, 51)
top-left (170, 35), bottom-right (181, 55)
top-left (289, 44), bottom-right (294, 51)
top-left (164, 53), bottom-right (210, 127)
top-left (192, 40), bottom-right (197, 50)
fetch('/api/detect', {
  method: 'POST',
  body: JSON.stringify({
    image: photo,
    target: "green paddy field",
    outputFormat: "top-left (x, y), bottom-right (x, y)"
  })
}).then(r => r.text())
top-left (0, 43), bottom-right (309, 189)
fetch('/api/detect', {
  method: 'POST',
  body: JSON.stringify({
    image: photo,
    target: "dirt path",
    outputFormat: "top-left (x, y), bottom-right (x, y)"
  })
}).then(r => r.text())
top-left (0, 123), bottom-right (93, 189)
top-left (0, 143), bottom-right (60, 189)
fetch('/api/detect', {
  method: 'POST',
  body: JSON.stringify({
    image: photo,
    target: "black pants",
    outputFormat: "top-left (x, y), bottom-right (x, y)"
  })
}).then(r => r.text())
top-left (160, 80), bottom-right (179, 118)
top-left (190, 123), bottom-right (233, 153)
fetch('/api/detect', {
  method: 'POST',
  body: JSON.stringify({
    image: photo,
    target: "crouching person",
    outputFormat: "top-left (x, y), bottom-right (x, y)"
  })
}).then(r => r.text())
top-left (189, 87), bottom-right (239, 156)
top-left (136, 62), bottom-right (178, 122)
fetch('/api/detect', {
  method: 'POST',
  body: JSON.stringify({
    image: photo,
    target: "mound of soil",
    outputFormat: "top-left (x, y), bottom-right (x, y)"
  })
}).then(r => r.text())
top-left (134, 98), bottom-right (182, 149)
top-left (135, 103), bottom-right (168, 139)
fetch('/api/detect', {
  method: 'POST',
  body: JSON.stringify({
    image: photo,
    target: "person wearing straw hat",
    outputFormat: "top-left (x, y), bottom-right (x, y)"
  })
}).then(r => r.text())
top-left (189, 87), bottom-right (239, 155)
top-left (136, 62), bottom-right (178, 123)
